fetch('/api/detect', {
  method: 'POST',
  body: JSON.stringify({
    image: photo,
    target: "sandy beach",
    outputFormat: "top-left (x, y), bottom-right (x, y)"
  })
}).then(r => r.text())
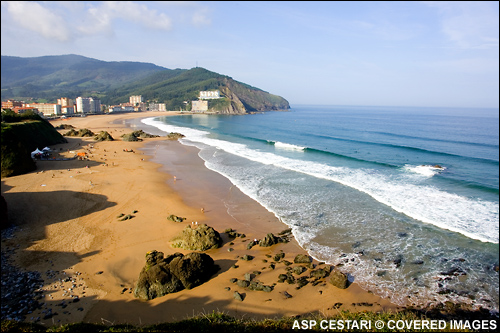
top-left (1, 111), bottom-right (400, 327)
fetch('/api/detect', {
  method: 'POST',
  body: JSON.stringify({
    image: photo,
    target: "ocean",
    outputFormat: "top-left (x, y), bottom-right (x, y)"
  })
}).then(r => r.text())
top-left (136, 105), bottom-right (499, 312)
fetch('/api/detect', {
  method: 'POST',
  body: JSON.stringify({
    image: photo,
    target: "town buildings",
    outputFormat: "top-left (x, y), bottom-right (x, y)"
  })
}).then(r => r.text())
top-left (2, 94), bottom-right (174, 116)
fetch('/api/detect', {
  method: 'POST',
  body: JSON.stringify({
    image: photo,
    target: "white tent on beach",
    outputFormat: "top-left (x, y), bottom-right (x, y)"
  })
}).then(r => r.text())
top-left (42, 147), bottom-right (51, 152)
top-left (31, 148), bottom-right (44, 158)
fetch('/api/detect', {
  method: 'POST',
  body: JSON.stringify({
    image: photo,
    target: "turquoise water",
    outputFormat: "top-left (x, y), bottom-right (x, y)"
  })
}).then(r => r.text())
top-left (139, 105), bottom-right (499, 311)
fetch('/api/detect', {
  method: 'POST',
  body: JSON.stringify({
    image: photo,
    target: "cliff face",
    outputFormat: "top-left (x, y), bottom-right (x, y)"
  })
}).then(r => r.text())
top-left (207, 78), bottom-right (289, 114)
top-left (223, 78), bottom-right (289, 112)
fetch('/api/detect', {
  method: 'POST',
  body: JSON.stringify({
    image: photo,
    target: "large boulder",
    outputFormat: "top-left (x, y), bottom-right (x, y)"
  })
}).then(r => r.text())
top-left (169, 252), bottom-right (218, 289)
top-left (171, 224), bottom-right (222, 251)
top-left (258, 233), bottom-right (289, 247)
top-left (294, 254), bottom-right (312, 264)
top-left (134, 250), bottom-right (218, 300)
top-left (94, 131), bottom-right (114, 141)
top-left (329, 270), bottom-right (349, 289)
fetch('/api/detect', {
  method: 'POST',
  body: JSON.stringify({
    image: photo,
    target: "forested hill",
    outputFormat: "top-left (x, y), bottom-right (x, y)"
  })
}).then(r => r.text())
top-left (1, 55), bottom-right (289, 113)
top-left (1, 54), bottom-right (167, 99)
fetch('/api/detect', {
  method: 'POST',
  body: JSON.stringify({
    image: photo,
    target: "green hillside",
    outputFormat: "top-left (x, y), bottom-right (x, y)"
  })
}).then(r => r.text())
top-left (1, 54), bottom-right (289, 113)
top-left (1, 54), bottom-right (168, 101)
top-left (105, 67), bottom-right (289, 113)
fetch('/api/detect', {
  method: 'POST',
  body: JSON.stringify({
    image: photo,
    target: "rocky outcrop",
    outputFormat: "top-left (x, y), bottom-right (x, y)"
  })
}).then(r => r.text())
top-left (294, 254), bottom-right (312, 264)
top-left (94, 131), bottom-right (114, 141)
top-left (64, 128), bottom-right (94, 137)
top-left (258, 233), bottom-right (290, 247)
top-left (170, 224), bottom-right (222, 251)
top-left (134, 250), bottom-right (219, 300)
top-left (167, 214), bottom-right (186, 223)
top-left (329, 270), bottom-right (349, 289)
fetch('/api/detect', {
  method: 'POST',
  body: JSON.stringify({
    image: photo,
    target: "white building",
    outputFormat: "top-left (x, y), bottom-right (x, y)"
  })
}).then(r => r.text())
top-left (76, 97), bottom-right (101, 114)
top-left (130, 95), bottom-right (144, 105)
top-left (109, 105), bottom-right (135, 112)
top-left (149, 103), bottom-right (167, 111)
top-left (199, 90), bottom-right (220, 99)
top-left (57, 97), bottom-right (74, 107)
top-left (192, 100), bottom-right (208, 112)
top-left (24, 103), bottom-right (61, 116)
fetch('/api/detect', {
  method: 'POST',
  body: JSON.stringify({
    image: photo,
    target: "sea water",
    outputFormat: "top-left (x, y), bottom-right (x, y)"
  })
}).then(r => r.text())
top-left (138, 105), bottom-right (499, 312)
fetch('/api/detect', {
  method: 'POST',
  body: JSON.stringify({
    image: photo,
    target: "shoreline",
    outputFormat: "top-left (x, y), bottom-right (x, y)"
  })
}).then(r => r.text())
top-left (1, 111), bottom-right (400, 327)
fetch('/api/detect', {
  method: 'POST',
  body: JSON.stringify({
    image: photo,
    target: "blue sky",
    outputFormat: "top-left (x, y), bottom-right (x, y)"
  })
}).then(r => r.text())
top-left (1, 1), bottom-right (499, 109)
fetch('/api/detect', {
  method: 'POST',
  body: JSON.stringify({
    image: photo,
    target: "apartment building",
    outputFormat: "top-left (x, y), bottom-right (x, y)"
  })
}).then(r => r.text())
top-left (76, 97), bottom-right (101, 114)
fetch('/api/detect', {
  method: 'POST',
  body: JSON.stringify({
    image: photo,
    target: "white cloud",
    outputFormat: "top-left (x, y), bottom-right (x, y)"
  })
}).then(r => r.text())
top-left (424, 1), bottom-right (499, 49)
top-left (101, 1), bottom-right (173, 31)
top-left (191, 7), bottom-right (212, 27)
top-left (2, 1), bottom-right (71, 42)
top-left (2, 1), bottom-right (212, 43)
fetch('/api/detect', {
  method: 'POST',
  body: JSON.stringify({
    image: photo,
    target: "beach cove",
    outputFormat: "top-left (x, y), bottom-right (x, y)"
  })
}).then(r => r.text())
top-left (1, 111), bottom-right (400, 327)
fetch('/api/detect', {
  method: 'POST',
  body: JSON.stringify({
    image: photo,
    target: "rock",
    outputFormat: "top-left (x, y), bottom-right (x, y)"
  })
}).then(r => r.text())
top-left (278, 228), bottom-right (293, 236)
top-left (440, 267), bottom-right (467, 276)
top-left (94, 131), bottom-right (114, 142)
top-left (292, 266), bottom-right (307, 275)
top-left (393, 255), bottom-right (403, 268)
top-left (310, 268), bottom-right (330, 279)
top-left (294, 254), bottom-right (312, 264)
top-left (273, 252), bottom-right (285, 262)
top-left (244, 273), bottom-right (255, 281)
top-left (121, 133), bottom-right (141, 141)
top-left (258, 233), bottom-right (289, 247)
top-left (282, 291), bottom-right (293, 299)
top-left (225, 228), bottom-right (244, 238)
top-left (121, 130), bottom-right (159, 142)
top-left (119, 214), bottom-right (134, 221)
top-left (64, 128), bottom-right (94, 137)
top-left (241, 254), bottom-right (254, 261)
top-left (133, 250), bottom-right (218, 300)
top-left (296, 276), bottom-right (309, 289)
top-left (411, 260), bottom-right (425, 265)
top-left (169, 252), bottom-right (218, 290)
top-left (246, 239), bottom-right (258, 250)
top-left (329, 270), bottom-right (349, 289)
top-left (236, 279), bottom-right (250, 288)
top-left (167, 214), bottom-right (186, 223)
top-left (166, 132), bottom-right (185, 140)
top-left (234, 291), bottom-right (244, 301)
top-left (170, 224), bottom-right (222, 251)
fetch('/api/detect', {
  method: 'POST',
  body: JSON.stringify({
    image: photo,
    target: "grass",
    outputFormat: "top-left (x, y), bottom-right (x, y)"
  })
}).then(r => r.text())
top-left (3, 308), bottom-right (495, 332)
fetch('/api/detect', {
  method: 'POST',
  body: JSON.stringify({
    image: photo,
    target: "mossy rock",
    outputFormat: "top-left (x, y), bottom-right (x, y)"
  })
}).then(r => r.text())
top-left (94, 131), bottom-right (114, 141)
top-left (294, 254), bottom-right (312, 264)
top-left (134, 250), bottom-right (218, 300)
top-left (121, 133), bottom-right (141, 142)
top-left (64, 128), bottom-right (94, 137)
top-left (329, 270), bottom-right (349, 289)
top-left (167, 214), bottom-right (186, 223)
top-left (170, 224), bottom-right (222, 251)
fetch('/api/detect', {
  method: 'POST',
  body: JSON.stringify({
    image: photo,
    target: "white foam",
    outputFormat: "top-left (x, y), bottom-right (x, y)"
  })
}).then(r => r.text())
top-left (274, 141), bottom-right (306, 151)
top-left (404, 164), bottom-right (446, 177)
top-left (141, 117), bottom-right (500, 244)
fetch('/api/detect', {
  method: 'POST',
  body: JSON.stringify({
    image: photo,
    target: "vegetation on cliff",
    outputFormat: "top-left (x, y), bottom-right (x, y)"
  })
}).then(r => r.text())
top-left (1, 110), bottom-right (67, 177)
top-left (1, 55), bottom-right (290, 114)
top-left (1, 306), bottom-right (495, 332)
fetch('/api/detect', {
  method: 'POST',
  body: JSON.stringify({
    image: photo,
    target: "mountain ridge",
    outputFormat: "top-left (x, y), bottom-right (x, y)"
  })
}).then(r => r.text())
top-left (1, 54), bottom-right (289, 113)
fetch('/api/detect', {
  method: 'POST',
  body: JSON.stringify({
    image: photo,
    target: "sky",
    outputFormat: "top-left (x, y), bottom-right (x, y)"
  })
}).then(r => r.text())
top-left (1, 1), bottom-right (499, 109)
